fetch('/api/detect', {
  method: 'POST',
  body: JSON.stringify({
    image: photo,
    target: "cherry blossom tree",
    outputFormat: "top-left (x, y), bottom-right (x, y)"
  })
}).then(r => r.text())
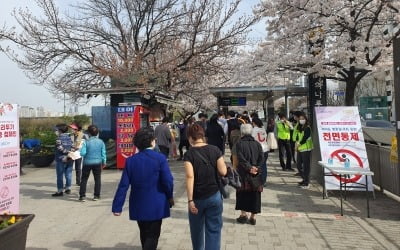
top-left (1, 0), bottom-right (256, 109)
top-left (255, 0), bottom-right (400, 105)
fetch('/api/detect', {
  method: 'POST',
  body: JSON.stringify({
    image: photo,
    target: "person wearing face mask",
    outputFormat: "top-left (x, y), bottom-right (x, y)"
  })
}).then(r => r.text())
top-left (291, 111), bottom-right (304, 176)
top-left (69, 123), bottom-right (84, 186)
top-left (53, 124), bottom-right (73, 197)
top-left (295, 115), bottom-right (313, 189)
top-left (289, 111), bottom-right (302, 165)
top-left (276, 113), bottom-right (294, 171)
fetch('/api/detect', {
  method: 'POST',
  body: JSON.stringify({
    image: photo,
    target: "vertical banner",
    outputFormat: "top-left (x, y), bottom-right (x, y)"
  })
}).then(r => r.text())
top-left (308, 74), bottom-right (327, 124)
top-left (0, 103), bottom-right (20, 213)
top-left (116, 106), bottom-right (140, 169)
top-left (315, 106), bottom-right (373, 191)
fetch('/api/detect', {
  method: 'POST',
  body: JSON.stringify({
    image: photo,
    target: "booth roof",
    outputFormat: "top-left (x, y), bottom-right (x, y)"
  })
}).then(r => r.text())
top-left (77, 87), bottom-right (183, 107)
top-left (209, 85), bottom-right (308, 101)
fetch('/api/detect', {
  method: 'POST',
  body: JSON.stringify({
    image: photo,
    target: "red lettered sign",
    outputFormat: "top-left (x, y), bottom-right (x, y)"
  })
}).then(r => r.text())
top-left (116, 106), bottom-right (140, 169)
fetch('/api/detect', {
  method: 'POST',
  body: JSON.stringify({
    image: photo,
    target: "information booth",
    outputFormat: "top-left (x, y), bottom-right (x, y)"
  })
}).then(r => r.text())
top-left (85, 88), bottom-right (180, 169)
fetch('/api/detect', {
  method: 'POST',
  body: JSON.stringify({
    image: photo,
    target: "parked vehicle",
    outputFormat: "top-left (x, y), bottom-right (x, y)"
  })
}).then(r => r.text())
top-left (362, 120), bottom-right (395, 146)
top-left (362, 119), bottom-right (395, 129)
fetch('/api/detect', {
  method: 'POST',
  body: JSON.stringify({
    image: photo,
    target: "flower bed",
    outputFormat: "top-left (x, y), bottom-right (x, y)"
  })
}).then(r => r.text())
top-left (31, 154), bottom-right (55, 167)
top-left (0, 214), bottom-right (35, 250)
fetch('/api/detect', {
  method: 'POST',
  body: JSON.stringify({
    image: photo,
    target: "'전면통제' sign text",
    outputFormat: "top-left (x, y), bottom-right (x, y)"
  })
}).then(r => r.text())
top-left (0, 103), bottom-right (20, 213)
top-left (315, 106), bottom-right (373, 191)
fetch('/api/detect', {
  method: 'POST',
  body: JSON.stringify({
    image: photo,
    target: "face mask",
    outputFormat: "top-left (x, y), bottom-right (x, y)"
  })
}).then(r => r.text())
top-left (299, 120), bottom-right (306, 125)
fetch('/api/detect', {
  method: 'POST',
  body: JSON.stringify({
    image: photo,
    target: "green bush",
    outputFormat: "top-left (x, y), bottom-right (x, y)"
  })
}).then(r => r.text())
top-left (20, 117), bottom-right (66, 137)
top-left (20, 117), bottom-right (65, 155)
top-left (25, 130), bottom-right (57, 146)
top-left (72, 114), bottom-right (90, 128)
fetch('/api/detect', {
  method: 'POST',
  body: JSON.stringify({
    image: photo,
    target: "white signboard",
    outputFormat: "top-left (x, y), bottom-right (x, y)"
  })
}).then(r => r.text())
top-left (0, 103), bottom-right (20, 213)
top-left (315, 106), bottom-right (373, 191)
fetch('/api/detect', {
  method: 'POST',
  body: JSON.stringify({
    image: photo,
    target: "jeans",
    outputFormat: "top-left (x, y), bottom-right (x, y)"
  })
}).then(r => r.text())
top-left (79, 164), bottom-right (102, 197)
top-left (278, 139), bottom-right (292, 170)
top-left (261, 152), bottom-right (269, 184)
top-left (137, 220), bottom-right (162, 250)
top-left (298, 151), bottom-right (312, 184)
top-left (189, 191), bottom-right (223, 250)
top-left (158, 145), bottom-right (169, 159)
top-left (74, 158), bottom-right (82, 185)
top-left (55, 160), bottom-right (73, 192)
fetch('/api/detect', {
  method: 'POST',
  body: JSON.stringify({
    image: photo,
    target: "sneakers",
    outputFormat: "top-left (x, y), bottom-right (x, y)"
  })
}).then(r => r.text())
top-left (51, 192), bottom-right (63, 197)
top-left (286, 168), bottom-right (295, 172)
top-left (65, 189), bottom-right (71, 194)
top-left (78, 196), bottom-right (99, 201)
top-left (236, 215), bottom-right (248, 224)
top-left (298, 181), bottom-right (305, 185)
top-left (299, 183), bottom-right (309, 189)
top-left (294, 173), bottom-right (301, 176)
top-left (249, 218), bottom-right (256, 225)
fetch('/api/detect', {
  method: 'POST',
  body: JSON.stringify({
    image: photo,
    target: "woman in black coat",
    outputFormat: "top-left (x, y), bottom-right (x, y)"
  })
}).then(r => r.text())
top-left (205, 114), bottom-right (225, 154)
top-left (232, 124), bottom-right (264, 226)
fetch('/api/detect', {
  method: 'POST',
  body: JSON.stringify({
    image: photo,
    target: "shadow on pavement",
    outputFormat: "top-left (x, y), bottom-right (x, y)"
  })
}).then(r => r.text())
top-left (64, 240), bottom-right (141, 250)
top-left (170, 204), bottom-right (237, 225)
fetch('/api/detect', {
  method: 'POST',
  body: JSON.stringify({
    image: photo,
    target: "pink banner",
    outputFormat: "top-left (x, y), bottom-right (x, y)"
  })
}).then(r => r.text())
top-left (0, 149), bottom-right (20, 213)
top-left (0, 103), bottom-right (19, 213)
top-left (315, 106), bottom-right (373, 191)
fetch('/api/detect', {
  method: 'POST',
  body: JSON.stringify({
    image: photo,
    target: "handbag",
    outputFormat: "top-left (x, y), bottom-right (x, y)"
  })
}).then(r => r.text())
top-left (193, 150), bottom-right (230, 199)
top-left (267, 132), bottom-right (278, 150)
top-left (247, 174), bottom-right (263, 190)
top-left (225, 163), bottom-right (242, 189)
top-left (67, 151), bottom-right (81, 160)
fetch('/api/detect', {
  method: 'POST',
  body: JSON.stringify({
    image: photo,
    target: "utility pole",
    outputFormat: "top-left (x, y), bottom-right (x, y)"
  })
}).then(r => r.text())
top-left (393, 37), bottom-right (400, 172)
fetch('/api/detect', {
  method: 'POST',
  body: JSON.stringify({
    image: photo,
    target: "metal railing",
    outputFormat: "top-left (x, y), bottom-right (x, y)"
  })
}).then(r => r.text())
top-left (366, 144), bottom-right (400, 196)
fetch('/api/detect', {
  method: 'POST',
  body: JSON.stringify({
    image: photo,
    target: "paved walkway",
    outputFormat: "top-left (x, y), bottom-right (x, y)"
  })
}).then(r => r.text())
top-left (20, 151), bottom-right (400, 250)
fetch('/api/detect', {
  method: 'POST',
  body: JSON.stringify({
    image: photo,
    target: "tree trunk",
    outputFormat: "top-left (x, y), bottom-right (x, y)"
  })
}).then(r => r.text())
top-left (344, 79), bottom-right (356, 106)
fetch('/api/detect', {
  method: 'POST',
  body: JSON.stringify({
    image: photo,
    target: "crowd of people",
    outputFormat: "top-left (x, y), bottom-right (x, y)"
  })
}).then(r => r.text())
top-left (51, 123), bottom-right (105, 201)
top-left (111, 110), bottom-right (313, 250)
top-left (49, 110), bottom-right (313, 250)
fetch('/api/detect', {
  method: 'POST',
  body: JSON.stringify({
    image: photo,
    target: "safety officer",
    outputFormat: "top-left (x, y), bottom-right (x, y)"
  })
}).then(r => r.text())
top-left (276, 113), bottom-right (294, 171)
top-left (295, 114), bottom-right (314, 188)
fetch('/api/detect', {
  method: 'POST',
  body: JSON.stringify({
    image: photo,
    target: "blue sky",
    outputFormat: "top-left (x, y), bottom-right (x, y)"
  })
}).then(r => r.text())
top-left (0, 0), bottom-right (266, 115)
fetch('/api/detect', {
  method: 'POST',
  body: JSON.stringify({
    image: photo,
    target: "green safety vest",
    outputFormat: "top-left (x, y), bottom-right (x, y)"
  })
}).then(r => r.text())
top-left (276, 120), bottom-right (290, 140)
top-left (292, 123), bottom-right (299, 142)
top-left (297, 126), bottom-right (313, 152)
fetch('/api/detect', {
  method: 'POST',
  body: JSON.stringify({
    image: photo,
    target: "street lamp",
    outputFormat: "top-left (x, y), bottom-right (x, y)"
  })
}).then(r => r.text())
top-left (63, 92), bottom-right (66, 116)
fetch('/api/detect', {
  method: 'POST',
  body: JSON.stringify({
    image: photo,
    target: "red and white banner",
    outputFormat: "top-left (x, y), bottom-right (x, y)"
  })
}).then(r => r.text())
top-left (315, 106), bottom-right (373, 191)
top-left (0, 103), bottom-right (20, 213)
